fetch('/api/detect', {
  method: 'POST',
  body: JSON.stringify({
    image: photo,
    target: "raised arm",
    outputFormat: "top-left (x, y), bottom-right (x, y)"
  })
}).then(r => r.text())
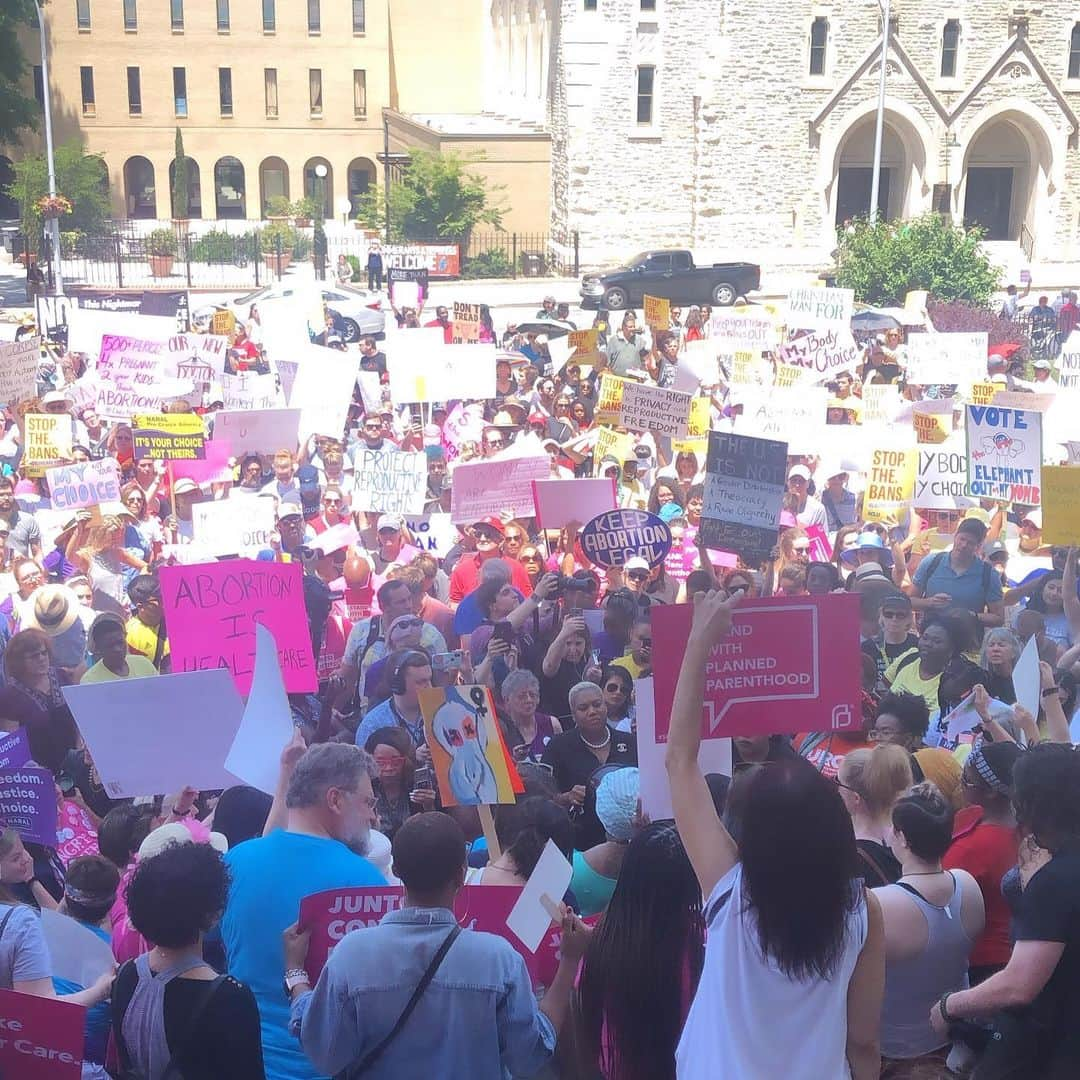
top-left (665, 590), bottom-right (741, 898)
top-left (1063, 547), bottom-right (1080, 641)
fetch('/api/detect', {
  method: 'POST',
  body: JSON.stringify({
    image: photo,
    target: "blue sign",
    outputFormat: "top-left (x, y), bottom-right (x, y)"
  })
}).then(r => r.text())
top-left (580, 509), bottom-right (673, 569)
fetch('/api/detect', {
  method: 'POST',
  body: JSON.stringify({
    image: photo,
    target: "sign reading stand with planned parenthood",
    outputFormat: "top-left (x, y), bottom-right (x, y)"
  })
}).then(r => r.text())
top-left (650, 595), bottom-right (862, 740)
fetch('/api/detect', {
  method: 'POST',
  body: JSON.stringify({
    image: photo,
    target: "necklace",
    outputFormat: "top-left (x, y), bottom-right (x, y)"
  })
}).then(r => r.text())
top-left (580, 728), bottom-right (611, 750)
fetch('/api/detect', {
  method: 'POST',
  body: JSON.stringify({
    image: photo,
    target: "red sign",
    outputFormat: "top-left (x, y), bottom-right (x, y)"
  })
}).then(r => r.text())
top-left (0, 989), bottom-right (86, 1078)
top-left (651, 595), bottom-right (862, 739)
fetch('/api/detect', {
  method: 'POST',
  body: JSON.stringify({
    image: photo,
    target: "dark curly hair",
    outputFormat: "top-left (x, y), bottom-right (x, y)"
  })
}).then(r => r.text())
top-left (1012, 744), bottom-right (1080, 853)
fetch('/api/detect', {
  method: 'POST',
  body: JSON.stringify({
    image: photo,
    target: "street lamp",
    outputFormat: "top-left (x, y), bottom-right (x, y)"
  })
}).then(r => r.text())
top-left (313, 163), bottom-right (328, 279)
top-left (869, 0), bottom-right (891, 224)
top-left (33, 1), bottom-right (63, 298)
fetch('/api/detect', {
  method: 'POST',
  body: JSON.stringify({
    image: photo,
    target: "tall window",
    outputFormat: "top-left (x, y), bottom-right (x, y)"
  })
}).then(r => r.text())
top-left (32, 66), bottom-right (43, 105)
top-left (123, 0), bottom-right (136, 30)
top-left (353, 69), bottom-right (367, 117)
top-left (636, 65), bottom-right (654, 124)
top-left (76, 0), bottom-right (91, 30)
top-left (80, 66), bottom-right (95, 115)
top-left (308, 0), bottom-right (320, 33)
top-left (640, 0), bottom-right (656, 10)
top-left (1070, 23), bottom-right (1080, 79)
top-left (217, 0), bottom-right (229, 31)
top-left (584, 0), bottom-right (597, 9)
top-left (309, 69), bottom-right (323, 115)
top-left (263, 0), bottom-right (275, 32)
top-left (170, 0), bottom-right (183, 30)
top-left (127, 67), bottom-right (141, 114)
top-left (219, 68), bottom-right (233, 116)
top-left (809, 17), bottom-right (828, 75)
top-left (941, 19), bottom-right (961, 78)
top-left (352, 0), bottom-right (365, 33)
top-left (264, 69), bottom-right (278, 117)
top-left (173, 67), bottom-right (188, 116)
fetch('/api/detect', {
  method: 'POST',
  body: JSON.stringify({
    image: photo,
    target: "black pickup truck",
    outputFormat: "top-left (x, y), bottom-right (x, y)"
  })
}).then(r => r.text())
top-left (580, 250), bottom-right (761, 310)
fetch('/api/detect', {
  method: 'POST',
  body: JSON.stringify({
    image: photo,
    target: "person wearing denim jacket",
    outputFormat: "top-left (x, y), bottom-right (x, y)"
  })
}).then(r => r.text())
top-left (285, 813), bottom-right (590, 1079)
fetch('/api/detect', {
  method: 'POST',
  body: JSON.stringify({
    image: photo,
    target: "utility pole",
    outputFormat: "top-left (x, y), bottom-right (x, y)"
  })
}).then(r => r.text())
top-left (869, 0), bottom-right (891, 224)
top-left (34, 1), bottom-right (64, 297)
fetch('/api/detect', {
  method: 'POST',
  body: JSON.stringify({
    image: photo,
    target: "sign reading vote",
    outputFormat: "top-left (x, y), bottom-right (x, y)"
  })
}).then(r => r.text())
top-left (45, 458), bottom-right (121, 511)
top-left (159, 559), bottom-right (317, 695)
top-left (650, 595), bottom-right (862, 739)
top-left (0, 989), bottom-right (86, 1079)
top-left (580, 509), bottom-right (673, 568)
top-left (965, 404), bottom-right (1042, 505)
top-left (699, 430), bottom-right (787, 566)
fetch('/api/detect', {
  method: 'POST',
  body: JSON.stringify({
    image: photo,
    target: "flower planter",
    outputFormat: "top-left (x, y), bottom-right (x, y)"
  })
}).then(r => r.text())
top-left (263, 252), bottom-right (292, 275)
top-left (172, 219), bottom-right (190, 240)
top-left (149, 254), bottom-right (175, 277)
top-left (293, 217), bottom-right (312, 228)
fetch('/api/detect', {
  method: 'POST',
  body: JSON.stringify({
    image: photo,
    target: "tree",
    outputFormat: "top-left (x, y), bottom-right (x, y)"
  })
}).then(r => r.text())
top-left (6, 139), bottom-right (110, 244)
top-left (355, 148), bottom-right (506, 242)
top-left (0, 0), bottom-right (38, 144)
top-left (833, 213), bottom-right (1001, 308)
top-left (172, 126), bottom-right (189, 218)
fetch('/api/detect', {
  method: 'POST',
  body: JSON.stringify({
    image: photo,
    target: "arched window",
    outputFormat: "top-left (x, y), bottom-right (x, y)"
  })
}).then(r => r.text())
top-left (1069, 23), bottom-right (1080, 80)
top-left (941, 19), bottom-right (961, 78)
top-left (809, 17), bottom-right (828, 77)
top-left (213, 156), bottom-right (246, 219)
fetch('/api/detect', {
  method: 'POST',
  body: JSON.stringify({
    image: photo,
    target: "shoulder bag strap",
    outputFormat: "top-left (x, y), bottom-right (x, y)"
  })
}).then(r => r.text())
top-left (342, 925), bottom-right (462, 1080)
top-left (159, 974), bottom-right (228, 1080)
top-left (0, 906), bottom-right (16, 941)
top-left (856, 844), bottom-right (893, 885)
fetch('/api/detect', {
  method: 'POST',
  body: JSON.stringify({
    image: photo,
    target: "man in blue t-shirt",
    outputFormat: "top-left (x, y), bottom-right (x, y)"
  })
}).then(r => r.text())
top-left (222, 743), bottom-right (385, 1080)
top-left (911, 517), bottom-right (1005, 627)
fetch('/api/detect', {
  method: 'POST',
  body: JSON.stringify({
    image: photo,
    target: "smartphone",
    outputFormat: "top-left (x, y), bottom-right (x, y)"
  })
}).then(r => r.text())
top-left (493, 621), bottom-right (514, 645)
top-left (565, 607), bottom-right (583, 620)
top-left (432, 650), bottom-right (465, 672)
top-left (414, 765), bottom-right (434, 791)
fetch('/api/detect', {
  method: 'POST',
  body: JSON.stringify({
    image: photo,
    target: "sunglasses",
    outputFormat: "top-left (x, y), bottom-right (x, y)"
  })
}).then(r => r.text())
top-left (627, 571), bottom-right (649, 580)
top-left (474, 529), bottom-right (501, 541)
top-left (392, 618), bottom-right (423, 630)
top-left (792, 544), bottom-right (810, 554)
top-left (604, 682), bottom-right (627, 694)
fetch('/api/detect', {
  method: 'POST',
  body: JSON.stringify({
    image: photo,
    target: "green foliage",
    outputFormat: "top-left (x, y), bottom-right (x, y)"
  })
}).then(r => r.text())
top-left (462, 248), bottom-right (514, 279)
top-left (834, 214), bottom-right (1001, 307)
top-left (0, 0), bottom-right (38, 144)
top-left (260, 220), bottom-right (296, 249)
top-left (146, 228), bottom-right (178, 257)
top-left (7, 140), bottom-right (110, 244)
top-left (292, 229), bottom-right (313, 260)
top-left (265, 194), bottom-right (292, 218)
top-left (355, 149), bottom-right (506, 242)
top-left (189, 228), bottom-right (259, 262)
top-left (345, 254), bottom-right (362, 281)
top-left (59, 230), bottom-right (86, 257)
top-left (172, 127), bottom-right (189, 218)
top-left (291, 196), bottom-right (319, 221)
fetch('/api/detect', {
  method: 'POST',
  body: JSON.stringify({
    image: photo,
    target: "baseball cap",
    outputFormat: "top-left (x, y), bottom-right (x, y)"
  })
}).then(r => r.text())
top-left (962, 507), bottom-right (991, 527)
top-left (787, 464), bottom-right (811, 481)
top-left (41, 389), bottom-right (72, 406)
top-left (377, 513), bottom-right (405, 533)
top-left (879, 593), bottom-right (913, 613)
top-left (172, 478), bottom-right (199, 496)
top-left (276, 500), bottom-right (303, 521)
top-left (984, 539), bottom-right (1009, 562)
top-left (624, 556), bottom-right (650, 573)
top-left (1019, 508), bottom-right (1043, 529)
top-left (1032, 358), bottom-right (1052, 370)
top-left (472, 516), bottom-right (505, 535)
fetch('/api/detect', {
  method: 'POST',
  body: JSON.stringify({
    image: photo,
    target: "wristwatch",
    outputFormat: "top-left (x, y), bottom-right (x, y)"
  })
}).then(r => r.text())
top-left (283, 968), bottom-right (311, 999)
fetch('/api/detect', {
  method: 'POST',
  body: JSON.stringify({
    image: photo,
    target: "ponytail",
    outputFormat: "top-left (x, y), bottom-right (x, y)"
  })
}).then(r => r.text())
top-left (840, 744), bottom-right (913, 817)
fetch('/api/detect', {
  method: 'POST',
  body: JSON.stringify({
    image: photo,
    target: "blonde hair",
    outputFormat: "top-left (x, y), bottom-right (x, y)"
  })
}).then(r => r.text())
top-left (839, 744), bottom-right (913, 817)
top-left (79, 514), bottom-right (126, 558)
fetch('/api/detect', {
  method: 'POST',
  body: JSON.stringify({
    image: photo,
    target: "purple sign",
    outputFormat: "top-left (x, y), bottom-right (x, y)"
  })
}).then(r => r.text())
top-left (0, 731), bottom-right (30, 773)
top-left (0, 768), bottom-right (58, 848)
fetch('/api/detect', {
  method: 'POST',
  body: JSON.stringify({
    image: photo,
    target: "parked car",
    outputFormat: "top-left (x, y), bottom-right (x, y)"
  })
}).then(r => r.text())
top-left (580, 250), bottom-right (761, 310)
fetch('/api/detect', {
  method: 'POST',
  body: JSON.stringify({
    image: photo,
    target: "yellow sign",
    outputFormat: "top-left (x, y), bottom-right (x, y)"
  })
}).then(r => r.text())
top-left (1041, 466), bottom-right (1080, 544)
top-left (864, 447), bottom-right (918, 522)
top-left (643, 294), bottom-right (671, 329)
top-left (23, 414), bottom-right (72, 476)
top-left (969, 382), bottom-right (997, 406)
top-left (593, 426), bottom-right (634, 477)
top-left (775, 363), bottom-right (808, 389)
top-left (595, 373), bottom-right (627, 426)
top-left (566, 328), bottom-right (601, 368)
top-left (913, 403), bottom-right (952, 445)
top-left (672, 396), bottom-right (711, 454)
top-left (133, 413), bottom-right (206, 436)
top-left (210, 310), bottom-right (236, 337)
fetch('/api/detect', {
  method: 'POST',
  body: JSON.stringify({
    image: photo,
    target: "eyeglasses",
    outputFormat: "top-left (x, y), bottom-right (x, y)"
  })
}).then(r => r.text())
top-left (792, 544), bottom-right (810, 554)
top-left (830, 776), bottom-right (856, 793)
top-left (392, 618), bottom-right (423, 630)
top-left (324, 497), bottom-right (342, 505)
top-left (503, 534), bottom-right (524, 543)
top-left (604, 682), bottom-right (627, 694)
top-left (375, 754), bottom-right (406, 767)
top-left (485, 439), bottom-right (505, 448)
top-left (881, 610), bottom-right (908, 619)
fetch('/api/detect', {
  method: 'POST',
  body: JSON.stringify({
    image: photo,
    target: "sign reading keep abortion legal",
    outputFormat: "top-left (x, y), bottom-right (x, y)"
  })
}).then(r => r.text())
top-left (650, 595), bottom-right (862, 739)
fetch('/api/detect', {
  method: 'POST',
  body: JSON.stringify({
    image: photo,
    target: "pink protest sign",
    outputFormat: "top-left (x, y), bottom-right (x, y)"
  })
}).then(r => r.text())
top-left (0, 989), bottom-right (86, 1078)
top-left (531, 477), bottom-right (617, 530)
top-left (805, 524), bottom-right (833, 562)
top-left (159, 559), bottom-right (317, 694)
top-left (651, 594), bottom-right (861, 739)
top-left (442, 402), bottom-right (485, 461)
top-left (450, 456), bottom-right (550, 523)
top-left (170, 438), bottom-right (234, 484)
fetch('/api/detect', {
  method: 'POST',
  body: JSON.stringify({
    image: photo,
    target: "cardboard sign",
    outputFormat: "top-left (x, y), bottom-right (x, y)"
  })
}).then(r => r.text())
top-left (290, 345), bottom-right (360, 444)
top-left (45, 458), bottom-right (121, 511)
top-left (643, 294), bottom-right (670, 329)
top-left (906, 333), bottom-right (988, 387)
top-left (0, 336), bottom-right (41, 405)
top-left (133, 412), bottom-right (207, 460)
top-left (159, 559), bottom-right (317, 694)
top-left (419, 685), bottom-right (522, 806)
top-left (913, 438), bottom-right (967, 509)
top-left (0, 767), bottom-right (58, 847)
top-left (352, 448), bottom-right (428, 515)
top-left (1040, 466), bottom-right (1080, 543)
top-left (451, 302), bottom-right (481, 344)
top-left (0, 989), bottom-right (86, 1079)
top-left (618, 382), bottom-right (693, 438)
top-left (0, 729), bottom-right (30, 772)
top-left (779, 327), bottom-right (861, 384)
top-left (592, 426), bottom-right (635, 476)
top-left (699, 431), bottom-right (788, 565)
top-left (166, 333), bottom-right (227, 386)
top-left (651, 595), bottom-right (862, 738)
top-left (863, 448), bottom-right (918, 522)
top-left (969, 381), bottom-right (997, 406)
top-left (786, 285), bottom-right (854, 330)
top-left (566, 327), bottom-right (601, 367)
top-left (404, 514), bottom-right (458, 558)
top-left (595, 373), bottom-right (627, 426)
top-left (965, 405), bottom-right (1042, 504)
top-left (191, 498), bottom-right (276, 556)
top-left (531, 477), bottom-right (617, 530)
top-left (450, 455), bottom-right (550, 523)
top-left (913, 399), bottom-right (954, 444)
top-left (22, 414), bottom-right (72, 473)
top-left (210, 309), bottom-right (236, 336)
top-left (580, 509), bottom-right (673, 568)
top-left (64, 669), bottom-right (243, 797)
top-left (221, 370), bottom-right (284, 411)
top-left (95, 334), bottom-right (168, 418)
top-left (212, 407), bottom-right (301, 458)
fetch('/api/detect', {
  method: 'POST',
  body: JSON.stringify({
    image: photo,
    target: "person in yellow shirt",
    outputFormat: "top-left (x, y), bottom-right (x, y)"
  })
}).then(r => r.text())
top-left (885, 617), bottom-right (958, 712)
top-left (81, 615), bottom-right (159, 684)
top-left (125, 576), bottom-right (169, 672)
top-left (610, 618), bottom-right (652, 680)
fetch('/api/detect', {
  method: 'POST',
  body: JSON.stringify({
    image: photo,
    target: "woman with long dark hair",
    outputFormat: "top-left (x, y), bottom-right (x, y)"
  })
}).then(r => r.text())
top-left (574, 822), bottom-right (705, 1080)
top-left (465, 796), bottom-right (574, 885)
top-left (666, 590), bottom-right (884, 1079)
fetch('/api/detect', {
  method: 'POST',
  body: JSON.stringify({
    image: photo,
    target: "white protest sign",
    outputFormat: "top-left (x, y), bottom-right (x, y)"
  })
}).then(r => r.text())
top-left (192, 498), bottom-right (276, 556)
top-left (256, 297), bottom-right (313, 361)
top-left (40, 909), bottom-right (116, 988)
top-left (63, 669), bottom-right (244, 797)
top-left (290, 345), bottom-right (360, 444)
top-left (506, 838), bottom-right (574, 953)
top-left (94, 335), bottom-right (167, 419)
top-left (212, 408), bottom-right (301, 457)
top-left (786, 285), bottom-right (854, 330)
top-left (276, 359), bottom-right (299, 405)
top-left (778, 327), bottom-right (861, 384)
top-left (905, 333), bottom-right (988, 387)
top-left (353, 448), bottom-right (428, 515)
top-left (225, 624), bottom-right (296, 795)
top-left (862, 383), bottom-right (903, 427)
top-left (385, 327), bottom-right (449, 404)
top-left (450, 456), bottom-right (550, 523)
top-left (1058, 332), bottom-right (1080, 390)
top-left (308, 522), bottom-right (361, 557)
top-left (676, 339), bottom-right (720, 391)
top-left (0, 337), bottom-right (41, 405)
top-left (913, 437), bottom-right (967, 509)
top-left (731, 385), bottom-right (828, 454)
top-left (221, 371), bottom-right (285, 411)
top-left (66, 307), bottom-right (174, 358)
top-left (388, 335), bottom-right (497, 405)
top-left (405, 514), bottom-right (459, 558)
top-left (618, 382), bottom-right (693, 438)
top-left (1013, 635), bottom-right (1041, 719)
top-left (45, 459), bottom-right (121, 512)
top-left (965, 404), bottom-right (1042, 504)
top-left (709, 311), bottom-right (776, 351)
top-left (165, 333), bottom-right (227, 387)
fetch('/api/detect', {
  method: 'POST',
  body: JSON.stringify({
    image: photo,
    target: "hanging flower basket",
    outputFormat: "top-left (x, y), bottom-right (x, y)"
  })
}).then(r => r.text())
top-left (35, 194), bottom-right (73, 220)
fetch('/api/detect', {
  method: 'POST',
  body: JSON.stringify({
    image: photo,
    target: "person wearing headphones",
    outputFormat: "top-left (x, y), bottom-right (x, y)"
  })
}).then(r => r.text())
top-left (353, 649), bottom-right (434, 759)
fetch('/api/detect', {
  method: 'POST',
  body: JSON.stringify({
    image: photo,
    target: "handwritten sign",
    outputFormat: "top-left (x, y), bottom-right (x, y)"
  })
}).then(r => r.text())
top-left (710, 310), bottom-right (776, 351)
top-left (906, 333), bottom-right (988, 388)
top-left (863, 448), bottom-right (918, 522)
top-left (159, 559), bottom-right (317, 694)
top-left (133, 413), bottom-right (207, 460)
top-left (595, 373), bottom-right (627, 426)
top-left (22, 414), bottom-right (72, 473)
top-left (0, 767), bottom-right (59, 847)
top-left (965, 405), bottom-right (1042, 504)
top-left (45, 458), bottom-right (121, 511)
top-left (619, 382), bottom-right (693, 438)
top-left (451, 302), bottom-right (481, 344)
top-left (779, 327), bottom-right (860, 384)
top-left (786, 285), bottom-right (854, 330)
top-left (352, 448), bottom-right (428, 515)
top-left (95, 334), bottom-right (169, 419)
top-left (1040, 467), bottom-right (1080, 543)
top-left (0, 336), bottom-right (41, 405)
top-left (0, 990), bottom-right (86, 1079)
top-left (450, 456), bottom-right (550, 524)
top-left (191, 498), bottom-right (276, 556)
top-left (913, 438), bottom-right (967, 509)
top-left (643, 294), bottom-right (670, 329)
top-left (212, 408), bottom-right (301, 458)
top-left (221, 371), bottom-right (283, 411)
top-left (732, 386), bottom-right (828, 454)
top-left (166, 333), bottom-right (226, 387)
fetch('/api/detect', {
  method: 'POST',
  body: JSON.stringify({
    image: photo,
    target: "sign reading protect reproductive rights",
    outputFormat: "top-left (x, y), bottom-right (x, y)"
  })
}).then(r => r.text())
top-left (650, 595), bottom-right (862, 739)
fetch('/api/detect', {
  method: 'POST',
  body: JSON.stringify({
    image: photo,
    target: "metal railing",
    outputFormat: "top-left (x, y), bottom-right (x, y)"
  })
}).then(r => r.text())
top-left (1019, 222), bottom-right (1035, 262)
